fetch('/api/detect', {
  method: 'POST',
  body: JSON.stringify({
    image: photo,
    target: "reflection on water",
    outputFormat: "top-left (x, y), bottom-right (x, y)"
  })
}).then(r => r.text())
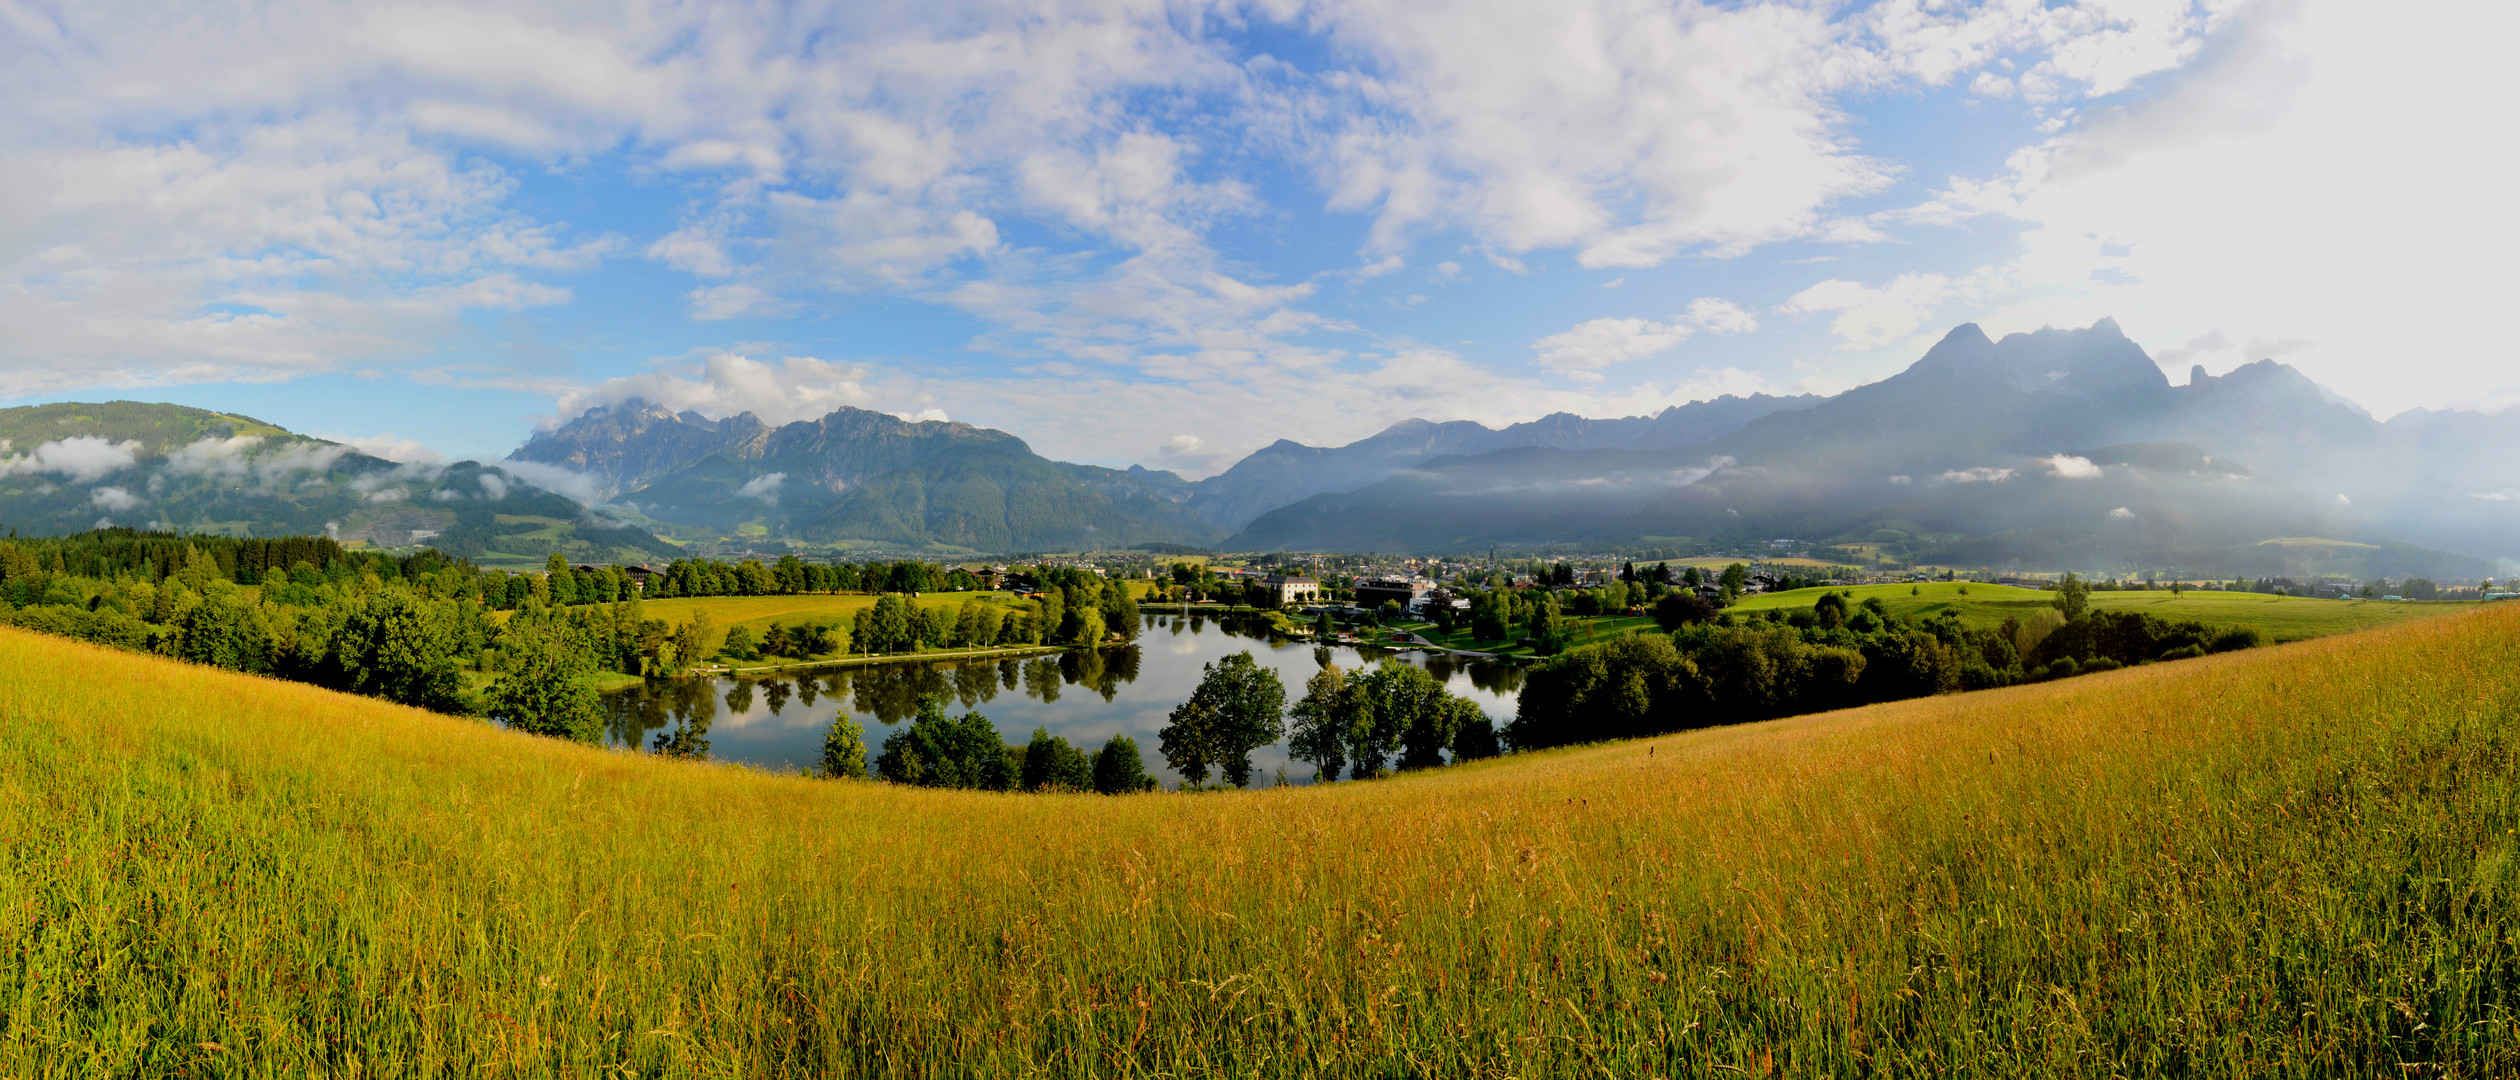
top-left (601, 612), bottom-right (1523, 785)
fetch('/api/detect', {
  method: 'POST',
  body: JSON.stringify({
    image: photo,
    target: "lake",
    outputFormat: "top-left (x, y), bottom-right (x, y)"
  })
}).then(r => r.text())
top-left (599, 612), bottom-right (1525, 785)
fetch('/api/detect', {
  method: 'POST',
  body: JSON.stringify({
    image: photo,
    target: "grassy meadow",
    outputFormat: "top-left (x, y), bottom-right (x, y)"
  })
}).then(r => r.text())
top-left (633, 591), bottom-right (1022, 635)
top-left (7, 606), bottom-right (2520, 1075)
top-left (1734, 581), bottom-right (2472, 641)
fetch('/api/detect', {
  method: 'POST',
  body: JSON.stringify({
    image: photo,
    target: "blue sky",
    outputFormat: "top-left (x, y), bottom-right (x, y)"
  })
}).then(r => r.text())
top-left (2, 0), bottom-right (2511, 477)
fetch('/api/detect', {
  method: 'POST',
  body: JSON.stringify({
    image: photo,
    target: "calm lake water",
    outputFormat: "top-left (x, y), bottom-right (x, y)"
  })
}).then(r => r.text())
top-left (599, 612), bottom-right (1524, 785)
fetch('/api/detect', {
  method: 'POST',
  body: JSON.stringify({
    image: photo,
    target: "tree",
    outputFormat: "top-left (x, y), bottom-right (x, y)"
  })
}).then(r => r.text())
top-left (1286, 664), bottom-right (1354, 781)
top-left (821, 715), bottom-right (868, 779)
top-left (1092, 734), bottom-right (1157, 794)
top-left (333, 590), bottom-right (469, 713)
top-left (1367, 661), bottom-right (1458, 771)
top-left (875, 699), bottom-right (1011, 790)
top-left (1159, 651), bottom-right (1287, 787)
top-left (2053, 572), bottom-right (2092, 622)
top-left (1719, 563), bottom-right (1750, 601)
top-left (1449, 703), bottom-right (1501, 761)
top-left (1019, 727), bottom-right (1094, 792)
top-left (1651, 591), bottom-right (1716, 630)
top-left (486, 632), bottom-right (603, 742)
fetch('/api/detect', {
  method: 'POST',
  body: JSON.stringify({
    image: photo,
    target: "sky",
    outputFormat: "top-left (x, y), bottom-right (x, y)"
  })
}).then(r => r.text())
top-left (3, 0), bottom-right (2513, 479)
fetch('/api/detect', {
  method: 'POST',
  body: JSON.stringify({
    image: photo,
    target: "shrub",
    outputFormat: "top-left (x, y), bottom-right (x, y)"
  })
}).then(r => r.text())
top-left (2208, 627), bottom-right (2266, 653)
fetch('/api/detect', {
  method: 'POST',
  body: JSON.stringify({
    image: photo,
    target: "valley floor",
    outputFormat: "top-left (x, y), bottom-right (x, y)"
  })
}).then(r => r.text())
top-left (5, 606), bottom-right (2519, 1075)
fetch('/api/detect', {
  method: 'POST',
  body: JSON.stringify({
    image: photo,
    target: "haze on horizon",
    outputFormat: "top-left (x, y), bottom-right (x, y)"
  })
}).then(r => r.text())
top-left (3, 0), bottom-right (2512, 477)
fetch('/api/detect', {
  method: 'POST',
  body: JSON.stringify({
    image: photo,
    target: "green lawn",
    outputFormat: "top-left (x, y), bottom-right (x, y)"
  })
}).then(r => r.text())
top-left (1403, 613), bottom-right (1662, 656)
top-left (633, 591), bottom-right (1023, 635)
top-left (1733, 582), bottom-right (2474, 642)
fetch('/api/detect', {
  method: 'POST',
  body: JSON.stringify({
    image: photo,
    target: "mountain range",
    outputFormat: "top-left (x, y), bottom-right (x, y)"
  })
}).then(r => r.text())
top-left (5, 319), bottom-right (2513, 574)
top-left (1223, 320), bottom-right (2520, 575)
top-left (0, 402), bottom-right (676, 564)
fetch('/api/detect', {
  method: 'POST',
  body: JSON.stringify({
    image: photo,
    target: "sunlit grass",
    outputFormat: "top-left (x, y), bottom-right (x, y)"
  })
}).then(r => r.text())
top-left (1736, 581), bottom-right (2471, 641)
top-left (5, 605), bottom-right (2519, 1075)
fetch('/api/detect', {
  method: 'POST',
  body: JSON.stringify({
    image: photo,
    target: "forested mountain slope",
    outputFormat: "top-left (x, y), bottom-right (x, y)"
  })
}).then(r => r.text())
top-left (0, 402), bottom-right (675, 563)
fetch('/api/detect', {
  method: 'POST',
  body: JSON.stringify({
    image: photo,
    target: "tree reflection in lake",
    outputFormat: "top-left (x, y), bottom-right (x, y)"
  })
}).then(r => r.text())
top-left (599, 614), bottom-right (1525, 784)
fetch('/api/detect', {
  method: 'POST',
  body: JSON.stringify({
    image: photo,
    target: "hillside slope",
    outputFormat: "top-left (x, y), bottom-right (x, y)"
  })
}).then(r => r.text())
top-left (6, 606), bottom-right (2518, 1073)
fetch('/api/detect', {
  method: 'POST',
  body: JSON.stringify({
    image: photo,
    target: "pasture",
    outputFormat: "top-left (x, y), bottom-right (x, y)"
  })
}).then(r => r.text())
top-left (4, 606), bottom-right (2517, 1074)
top-left (1733, 581), bottom-right (2470, 641)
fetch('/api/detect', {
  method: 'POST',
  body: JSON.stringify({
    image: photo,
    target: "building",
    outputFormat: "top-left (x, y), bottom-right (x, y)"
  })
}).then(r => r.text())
top-left (1256, 574), bottom-right (1320, 607)
top-left (1354, 575), bottom-right (1431, 609)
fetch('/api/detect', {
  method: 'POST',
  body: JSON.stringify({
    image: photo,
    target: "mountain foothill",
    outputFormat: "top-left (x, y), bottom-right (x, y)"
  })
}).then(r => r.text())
top-left (4, 319), bottom-right (2514, 573)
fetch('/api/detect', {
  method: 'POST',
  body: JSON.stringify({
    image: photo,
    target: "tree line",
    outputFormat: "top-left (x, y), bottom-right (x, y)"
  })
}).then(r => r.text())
top-left (0, 529), bottom-right (1148, 736)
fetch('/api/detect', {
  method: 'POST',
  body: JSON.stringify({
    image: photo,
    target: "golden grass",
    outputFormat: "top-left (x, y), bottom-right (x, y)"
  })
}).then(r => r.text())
top-left (5, 605), bottom-right (2519, 1075)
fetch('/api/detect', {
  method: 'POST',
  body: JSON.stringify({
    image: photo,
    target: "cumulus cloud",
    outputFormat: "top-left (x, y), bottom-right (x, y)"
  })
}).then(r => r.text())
top-left (557, 353), bottom-right (878, 428)
top-left (1531, 298), bottom-right (1761, 380)
top-left (2107, 506), bottom-right (2136, 519)
top-left (1162, 434), bottom-right (1203, 456)
top-left (0, 437), bottom-right (143, 482)
top-left (1779, 273), bottom-right (1983, 351)
top-left (2041, 454), bottom-right (2104, 479)
top-left (91, 486), bottom-right (142, 511)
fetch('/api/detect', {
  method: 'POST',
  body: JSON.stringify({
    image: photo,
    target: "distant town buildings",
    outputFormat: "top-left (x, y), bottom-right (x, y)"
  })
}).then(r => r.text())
top-left (1354, 575), bottom-right (1432, 609)
top-left (1257, 574), bottom-right (1321, 607)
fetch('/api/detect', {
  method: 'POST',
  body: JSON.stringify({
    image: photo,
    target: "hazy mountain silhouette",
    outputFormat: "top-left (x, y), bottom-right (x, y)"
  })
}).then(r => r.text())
top-left (1224, 321), bottom-right (2515, 574)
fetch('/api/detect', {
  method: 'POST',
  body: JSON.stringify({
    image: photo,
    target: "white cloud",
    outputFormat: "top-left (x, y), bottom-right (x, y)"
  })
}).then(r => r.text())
top-left (494, 460), bottom-right (601, 503)
top-left (163, 437), bottom-right (354, 488)
top-left (0, 437), bottom-right (143, 482)
top-left (1531, 297), bottom-right (1762, 380)
top-left (2041, 454), bottom-right (2104, 479)
top-left (736, 472), bottom-right (787, 505)
top-left (315, 433), bottom-right (445, 465)
top-left (559, 353), bottom-right (879, 428)
top-left (1898, 0), bottom-right (2520, 416)
top-left (1935, 466), bottom-right (2014, 484)
top-left (1533, 318), bottom-right (1700, 381)
top-left (91, 486), bottom-right (143, 511)
top-left (1779, 273), bottom-right (1970, 350)
top-left (1162, 434), bottom-right (1203, 456)
top-left (2107, 506), bottom-right (2136, 519)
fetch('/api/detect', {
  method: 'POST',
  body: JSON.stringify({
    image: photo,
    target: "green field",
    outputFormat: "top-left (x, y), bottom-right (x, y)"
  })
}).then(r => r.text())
top-left (1400, 613), bottom-right (1663, 656)
top-left (632, 591), bottom-right (1022, 634)
top-left (1733, 581), bottom-right (2474, 641)
top-left (7, 601), bottom-right (2520, 1073)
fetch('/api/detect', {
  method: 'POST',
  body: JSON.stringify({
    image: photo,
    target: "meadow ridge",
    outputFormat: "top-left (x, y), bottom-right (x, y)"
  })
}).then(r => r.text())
top-left (1732, 581), bottom-right (2472, 641)
top-left (4, 605), bottom-right (2519, 1075)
